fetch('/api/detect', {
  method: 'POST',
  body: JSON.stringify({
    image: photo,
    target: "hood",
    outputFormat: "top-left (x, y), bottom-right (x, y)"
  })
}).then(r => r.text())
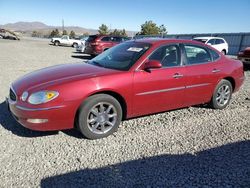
top-left (12, 63), bottom-right (118, 95)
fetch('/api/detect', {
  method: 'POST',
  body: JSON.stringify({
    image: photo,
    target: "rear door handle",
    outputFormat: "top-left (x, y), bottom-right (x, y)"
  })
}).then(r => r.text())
top-left (173, 73), bottom-right (183, 79)
top-left (212, 69), bottom-right (221, 73)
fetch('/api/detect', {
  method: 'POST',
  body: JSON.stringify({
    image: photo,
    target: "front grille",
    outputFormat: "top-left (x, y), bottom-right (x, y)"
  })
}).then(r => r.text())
top-left (9, 88), bottom-right (17, 102)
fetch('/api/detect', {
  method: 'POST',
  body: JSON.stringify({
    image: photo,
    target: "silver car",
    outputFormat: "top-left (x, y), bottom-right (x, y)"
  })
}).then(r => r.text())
top-left (76, 36), bottom-right (89, 53)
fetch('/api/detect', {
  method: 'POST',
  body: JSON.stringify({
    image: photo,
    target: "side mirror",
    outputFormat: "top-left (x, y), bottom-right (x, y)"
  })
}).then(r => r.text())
top-left (144, 60), bottom-right (162, 71)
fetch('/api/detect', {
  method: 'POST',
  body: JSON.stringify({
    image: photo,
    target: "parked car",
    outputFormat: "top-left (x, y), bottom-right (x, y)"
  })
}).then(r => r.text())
top-left (76, 36), bottom-right (89, 53)
top-left (7, 39), bottom-right (244, 139)
top-left (84, 35), bottom-right (129, 55)
top-left (193, 37), bottom-right (228, 55)
top-left (237, 47), bottom-right (250, 65)
top-left (51, 35), bottom-right (81, 48)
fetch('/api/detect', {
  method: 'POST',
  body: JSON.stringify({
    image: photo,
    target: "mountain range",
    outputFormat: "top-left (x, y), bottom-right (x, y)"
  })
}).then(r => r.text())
top-left (0, 21), bottom-right (135, 36)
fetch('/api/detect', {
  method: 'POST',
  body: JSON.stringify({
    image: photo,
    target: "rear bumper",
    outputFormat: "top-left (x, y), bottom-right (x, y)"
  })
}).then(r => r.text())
top-left (6, 98), bottom-right (76, 131)
top-left (84, 46), bottom-right (102, 55)
top-left (234, 75), bottom-right (245, 92)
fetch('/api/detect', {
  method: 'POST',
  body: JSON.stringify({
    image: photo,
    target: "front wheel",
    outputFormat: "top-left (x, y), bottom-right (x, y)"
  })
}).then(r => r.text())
top-left (77, 94), bottom-right (122, 139)
top-left (73, 43), bottom-right (78, 48)
top-left (210, 79), bottom-right (232, 109)
top-left (54, 41), bottom-right (60, 46)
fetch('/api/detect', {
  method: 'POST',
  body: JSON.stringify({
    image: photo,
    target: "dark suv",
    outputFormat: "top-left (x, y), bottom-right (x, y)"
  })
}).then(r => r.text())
top-left (84, 35), bottom-right (129, 55)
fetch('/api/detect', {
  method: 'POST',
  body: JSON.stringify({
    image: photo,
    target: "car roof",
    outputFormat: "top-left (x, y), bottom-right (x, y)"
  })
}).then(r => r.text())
top-left (193, 36), bottom-right (224, 40)
top-left (132, 38), bottom-right (205, 45)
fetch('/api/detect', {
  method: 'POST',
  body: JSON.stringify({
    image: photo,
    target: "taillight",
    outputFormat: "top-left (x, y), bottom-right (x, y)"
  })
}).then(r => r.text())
top-left (91, 42), bottom-right (99, 46)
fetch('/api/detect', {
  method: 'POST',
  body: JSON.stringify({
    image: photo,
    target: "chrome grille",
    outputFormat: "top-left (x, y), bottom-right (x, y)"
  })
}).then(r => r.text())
top-left (9, 88), bottom-right (17, 102)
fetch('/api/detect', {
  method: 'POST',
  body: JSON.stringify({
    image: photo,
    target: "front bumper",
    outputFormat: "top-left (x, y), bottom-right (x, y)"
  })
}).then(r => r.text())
top-left (76, 45), bottom-right (85, 52)
top-left (238, 57), bottom-right (250, 64)
top-left (6, 97), bottom-right (75, 131)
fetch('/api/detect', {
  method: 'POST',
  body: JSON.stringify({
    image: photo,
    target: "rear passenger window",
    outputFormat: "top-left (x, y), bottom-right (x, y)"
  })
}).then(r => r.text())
top-left (207, 39), bottom-right (215, 45)
top-left (215, 39), bottom-right (224, 44)
top-left (184, 45), bottom-right (212, 65)
top-left (149, 45), bottom-right (180, 67)
top-left (101, 37), bottom-right (111, 42)
top-left (112, 37), bottom-right (122, 42)
top-left (209, 49), bottom-right (220, 61)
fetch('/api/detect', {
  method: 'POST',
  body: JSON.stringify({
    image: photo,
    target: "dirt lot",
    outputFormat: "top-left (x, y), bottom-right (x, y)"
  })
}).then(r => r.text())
top-left (0, 38), bottom-right (249, 187)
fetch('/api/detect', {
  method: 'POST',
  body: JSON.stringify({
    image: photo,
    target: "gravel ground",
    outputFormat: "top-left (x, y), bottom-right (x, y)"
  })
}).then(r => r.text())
top-left (0, 38), bottom-right (249, 188)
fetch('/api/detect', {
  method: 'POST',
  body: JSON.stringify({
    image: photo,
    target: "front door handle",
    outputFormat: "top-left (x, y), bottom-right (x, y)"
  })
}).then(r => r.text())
top-left (212, 69), bottom-right (221, 73)
top-left (173, 73), bottom-right (183, 79)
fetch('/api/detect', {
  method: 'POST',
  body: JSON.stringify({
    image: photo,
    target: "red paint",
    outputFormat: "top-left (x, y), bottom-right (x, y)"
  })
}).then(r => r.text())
top-left (84, 35), bottom-right (128, 55)
top-left (8, 39), bottom-right (244, 131)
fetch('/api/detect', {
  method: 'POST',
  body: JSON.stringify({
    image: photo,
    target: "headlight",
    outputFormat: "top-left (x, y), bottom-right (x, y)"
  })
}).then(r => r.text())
top-left (28, 91), bottom-right (59, 105)
top-left (21, 91), bottom-right (29, 101)
top-left (238, 51), bottom-right (244, 55)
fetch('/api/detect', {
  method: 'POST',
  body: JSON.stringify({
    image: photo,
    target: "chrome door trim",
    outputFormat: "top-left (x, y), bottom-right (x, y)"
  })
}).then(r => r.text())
top-left (186, 83), bottom-right (210, 89)
top-left (15, 105), bottom-right (65, 111)
top-left (136, 83), bottom-right (210, 96)
top-left (136, 86), bottom-right (185, 96)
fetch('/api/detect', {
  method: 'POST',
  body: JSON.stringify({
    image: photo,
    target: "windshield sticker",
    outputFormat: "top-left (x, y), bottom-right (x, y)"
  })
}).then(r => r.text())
top-left (127, 47), bottom-right (143, 52)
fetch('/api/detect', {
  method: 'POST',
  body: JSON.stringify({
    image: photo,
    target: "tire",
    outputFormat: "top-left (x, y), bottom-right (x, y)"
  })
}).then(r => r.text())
top-left (54, 41), bottom-right (60, 46)
top-left (210, 79), bottom-right (232, 109)
top-left (221, 50), bottom-right (226, 55)
top-left (78, 94), bottom-right (122, 139)
top-left (73, 43), bottom-right (78, 48)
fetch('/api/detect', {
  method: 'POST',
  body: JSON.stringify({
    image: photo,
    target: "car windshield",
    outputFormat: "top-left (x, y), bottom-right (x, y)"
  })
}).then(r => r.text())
top-left (193, 39), bottom-right (208, 43)
top-left (87, 41), bottom-right (151, 71)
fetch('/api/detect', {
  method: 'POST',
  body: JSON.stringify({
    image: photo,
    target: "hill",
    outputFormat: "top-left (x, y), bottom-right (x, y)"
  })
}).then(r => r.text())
top-left (0, 21), bottom-right (135, 36)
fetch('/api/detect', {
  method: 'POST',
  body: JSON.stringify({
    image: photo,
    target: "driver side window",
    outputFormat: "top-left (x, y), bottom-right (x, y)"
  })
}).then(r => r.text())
top-left (149, 45), bottom-right (181, 67)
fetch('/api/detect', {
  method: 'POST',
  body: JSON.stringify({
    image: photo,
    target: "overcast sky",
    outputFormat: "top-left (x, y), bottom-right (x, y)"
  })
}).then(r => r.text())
top-left (0, 0), bottom-right (250, 34)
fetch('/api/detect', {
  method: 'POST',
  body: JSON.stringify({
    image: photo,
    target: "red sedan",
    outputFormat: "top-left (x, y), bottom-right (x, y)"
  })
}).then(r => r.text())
top-left (238, 47), bottom-right (250, 65)
top-left (7, 39), bottom-right (244, 139)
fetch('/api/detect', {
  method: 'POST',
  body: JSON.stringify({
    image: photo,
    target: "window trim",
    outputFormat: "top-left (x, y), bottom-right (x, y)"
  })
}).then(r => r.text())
top-left (208, 48), bottom-right (221, 62)
top-left (136, 43), bottom-right (184, 71)
top-left (101, 36), bottom-right (111, 42)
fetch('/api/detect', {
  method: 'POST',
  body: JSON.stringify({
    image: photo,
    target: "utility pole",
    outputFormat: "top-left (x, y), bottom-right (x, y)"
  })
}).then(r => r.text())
top-left (62, 19), bottom-right (64, 31)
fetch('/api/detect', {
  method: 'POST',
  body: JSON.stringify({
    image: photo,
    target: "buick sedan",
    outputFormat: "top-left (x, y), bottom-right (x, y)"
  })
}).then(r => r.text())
top-left (7, 39), bottom-right (244, 139)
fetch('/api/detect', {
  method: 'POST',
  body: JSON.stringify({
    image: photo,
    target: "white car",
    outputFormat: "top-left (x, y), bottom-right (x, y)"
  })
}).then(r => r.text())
top-left (51, 35), bottom-right (81, 48)
top-left (76, 36), bottom-right (89, 53)
top-left (193, 37), bottom-right (228, 55)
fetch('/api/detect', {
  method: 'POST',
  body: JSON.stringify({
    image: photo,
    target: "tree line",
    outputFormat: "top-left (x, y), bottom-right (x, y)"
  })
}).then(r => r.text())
top-left (98, 21), bottom-right (167, 36)
top-left (32, 20), bottom-right (167, 38)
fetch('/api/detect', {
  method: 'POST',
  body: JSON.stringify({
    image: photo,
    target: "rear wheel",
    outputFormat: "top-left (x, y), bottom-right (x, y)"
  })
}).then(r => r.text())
top-left (78, 94), bottom-right (122, 139)
top-left (54, 41), bottom-right (60, 46)
top-left (210, 79), bottom-right (232, 109)
top-left (221, 50), bottom-right (226, 55)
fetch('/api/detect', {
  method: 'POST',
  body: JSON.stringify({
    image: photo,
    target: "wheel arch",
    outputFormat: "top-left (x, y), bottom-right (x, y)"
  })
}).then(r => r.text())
top-left (74, 90), bottom-right (128, 129)
top-left (223, 76), bottom-right (235, 91)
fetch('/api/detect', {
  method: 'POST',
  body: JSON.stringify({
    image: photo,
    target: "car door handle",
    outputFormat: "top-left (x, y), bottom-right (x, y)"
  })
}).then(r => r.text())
top-left (173, 73), bottom-right (183, 79)
top-left (212, 69), bottom-right (221, 73)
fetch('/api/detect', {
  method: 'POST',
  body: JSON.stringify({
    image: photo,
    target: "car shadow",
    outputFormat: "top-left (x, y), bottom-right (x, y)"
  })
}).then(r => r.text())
top-left (0, 101), bottom-right (58, 137)
top-left (61, 129), bottom-right (83, 139)
top-left (48, 43), bottom-right (73, 48)
top-left (40, 140), bottom-right (250, 187)
top-left (71, 54), bottom-right (92, 61)
top-left (244, 64), bottom-right (250, 71)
